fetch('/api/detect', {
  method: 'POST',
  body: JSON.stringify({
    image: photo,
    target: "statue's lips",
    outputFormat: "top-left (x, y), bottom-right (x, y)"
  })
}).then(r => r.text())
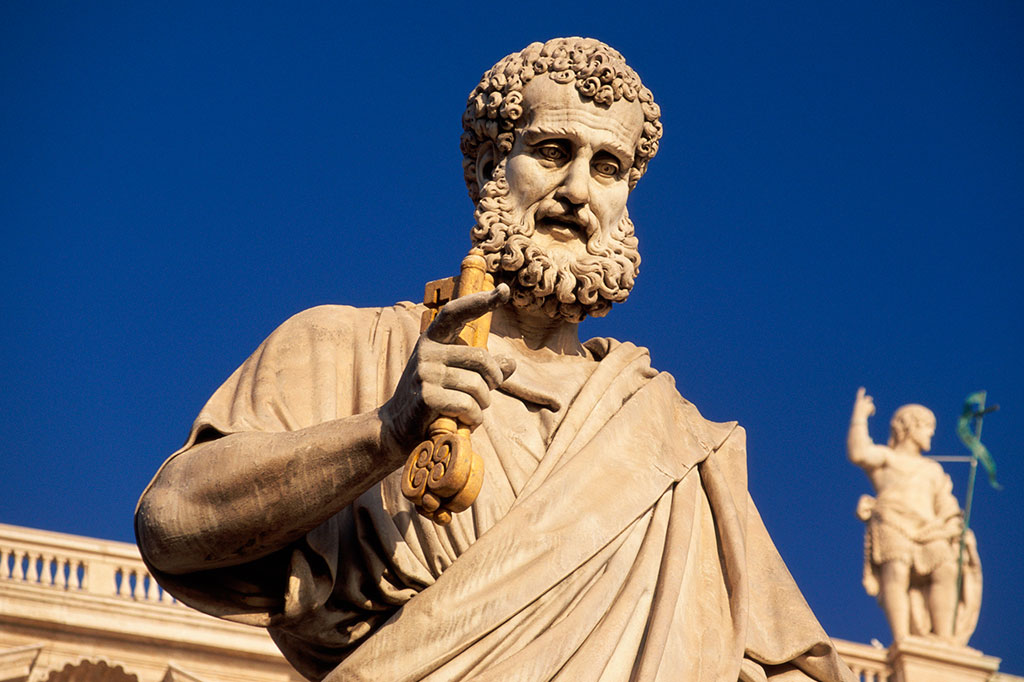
top-left (536, 216), bottom-right (585, 242)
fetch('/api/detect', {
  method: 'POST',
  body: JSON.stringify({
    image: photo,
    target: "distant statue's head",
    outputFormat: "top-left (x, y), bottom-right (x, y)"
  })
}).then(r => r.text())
top-left (461, 38), bottom-right (663, 322)
top-left (888, 404), bottom-right (937, 452)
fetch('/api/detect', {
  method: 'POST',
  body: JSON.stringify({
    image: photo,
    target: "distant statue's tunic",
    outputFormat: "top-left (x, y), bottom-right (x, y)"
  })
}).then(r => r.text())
top-left (863, 456), bottom-right (960, 573)
top-left (855, 450), bottom-right (982, 644)
top-left (139, 303), bottom-right (854, 682)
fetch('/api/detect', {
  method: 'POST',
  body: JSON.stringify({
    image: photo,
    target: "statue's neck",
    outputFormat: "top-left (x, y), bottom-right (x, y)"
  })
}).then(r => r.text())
top-left (892, 440), bottom-right (923, 457)
top-left (490, 304), bottom-right (588, 357)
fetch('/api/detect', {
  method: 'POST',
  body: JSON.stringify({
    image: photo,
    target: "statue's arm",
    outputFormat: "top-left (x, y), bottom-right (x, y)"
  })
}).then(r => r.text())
top-left (136, 289), bottom-right (513, 576)
top-left (136, 409), bottom-right (405, 575)
top-left (847, 387), bottom-right (886, 469)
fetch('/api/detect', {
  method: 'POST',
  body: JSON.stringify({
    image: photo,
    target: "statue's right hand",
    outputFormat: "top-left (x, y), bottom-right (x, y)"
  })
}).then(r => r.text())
top-left (380, 285), bottom-right (515, 452)
top-left (852, 386), bottom-right (876, 422)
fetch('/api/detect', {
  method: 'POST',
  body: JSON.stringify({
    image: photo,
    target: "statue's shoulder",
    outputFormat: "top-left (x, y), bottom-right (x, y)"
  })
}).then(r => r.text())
top-left (586, 335), bottom-right (740, 453)
top-left (919, 455), bottom-right (950, 478)
top-left (674, 391), bottom-right (742, 454)
top-left (896, 452), bottom-right (941, 470)
top-left (272, 301), bottom-right (423, 338)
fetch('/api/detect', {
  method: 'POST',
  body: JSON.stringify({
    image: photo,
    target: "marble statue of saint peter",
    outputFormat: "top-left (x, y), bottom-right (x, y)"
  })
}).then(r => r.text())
top-left (137, 37), bottom-right (854, 682)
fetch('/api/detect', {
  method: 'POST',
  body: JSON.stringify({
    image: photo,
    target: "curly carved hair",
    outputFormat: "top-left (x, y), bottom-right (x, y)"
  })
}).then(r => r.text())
top-left (888, 404), bottom-right (936, 448)
top-left (461, 37), bottom-right (663, 202)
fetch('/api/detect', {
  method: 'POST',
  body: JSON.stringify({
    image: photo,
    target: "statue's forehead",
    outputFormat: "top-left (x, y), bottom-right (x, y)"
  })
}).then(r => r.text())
top-left (520, 77), bottom-right (644, 155)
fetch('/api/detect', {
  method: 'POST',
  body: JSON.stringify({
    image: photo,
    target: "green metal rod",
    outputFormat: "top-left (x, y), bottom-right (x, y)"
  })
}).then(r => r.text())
top-left (953, 400), bottom-right (985, 633)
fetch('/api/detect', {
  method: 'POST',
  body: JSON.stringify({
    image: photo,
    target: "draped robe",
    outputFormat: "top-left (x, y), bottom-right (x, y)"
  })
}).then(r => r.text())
top-left (138, 303), bottom-right (854, 682)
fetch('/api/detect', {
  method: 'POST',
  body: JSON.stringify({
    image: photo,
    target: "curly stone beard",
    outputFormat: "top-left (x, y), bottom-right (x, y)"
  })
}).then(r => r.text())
top-left (470, 160), bottom-right (641, 324)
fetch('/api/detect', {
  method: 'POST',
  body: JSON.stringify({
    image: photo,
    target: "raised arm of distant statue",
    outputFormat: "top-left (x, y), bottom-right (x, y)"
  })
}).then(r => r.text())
top-left (847, 386), bottom-right (887, 469)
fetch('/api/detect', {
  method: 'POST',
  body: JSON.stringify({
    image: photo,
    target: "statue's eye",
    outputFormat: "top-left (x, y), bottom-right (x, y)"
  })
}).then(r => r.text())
top-left (537, 144), bottom-right (568, 162)
top-left (593, 159), bottom-right (620, 177)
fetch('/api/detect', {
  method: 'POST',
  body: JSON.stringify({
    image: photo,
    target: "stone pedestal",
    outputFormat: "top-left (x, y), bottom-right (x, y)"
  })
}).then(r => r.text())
top-left (889, 636), bottom-right (1000, 682)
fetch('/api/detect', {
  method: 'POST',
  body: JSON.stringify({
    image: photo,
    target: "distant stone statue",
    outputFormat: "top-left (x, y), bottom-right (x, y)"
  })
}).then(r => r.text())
top-left (135, 38), bottom-right (854, 681)
top-left (847, 388), bottom-right (981, 646)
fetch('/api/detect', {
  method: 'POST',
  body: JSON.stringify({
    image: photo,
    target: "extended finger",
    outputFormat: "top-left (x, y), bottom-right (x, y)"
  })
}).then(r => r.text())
top-left (427, 284), bottom-right (511, 343)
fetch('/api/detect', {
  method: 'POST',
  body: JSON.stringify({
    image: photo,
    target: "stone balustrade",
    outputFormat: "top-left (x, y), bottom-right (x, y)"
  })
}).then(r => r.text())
top-left (0, 522), bottom-right (302, 682)
top-left (2, 522), bottom-right (1019, 682)
top-left (833, 639), bottom-right (891, 681)
top-left (0, 522), bottom-right (176, 605)
top-left (831, 636), bottom-right (1023, 682)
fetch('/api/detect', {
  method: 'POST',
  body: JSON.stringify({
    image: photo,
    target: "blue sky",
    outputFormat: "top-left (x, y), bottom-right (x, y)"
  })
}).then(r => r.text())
top-left (2, 1), bottom-right (1022, 672)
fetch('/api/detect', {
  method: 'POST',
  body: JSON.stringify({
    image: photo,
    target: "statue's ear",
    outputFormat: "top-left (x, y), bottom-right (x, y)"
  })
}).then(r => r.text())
top-left (475, 141), bottom-right (497, 189)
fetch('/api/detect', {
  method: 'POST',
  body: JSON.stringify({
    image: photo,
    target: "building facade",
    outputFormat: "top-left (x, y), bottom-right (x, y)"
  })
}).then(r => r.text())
top-left (0, 522), bottom-right (1017, 682)
top-left (0, 523), bottom-right (302, 682)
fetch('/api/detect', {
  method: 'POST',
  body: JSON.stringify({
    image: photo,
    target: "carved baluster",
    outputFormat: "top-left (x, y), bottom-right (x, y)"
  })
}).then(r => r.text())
top-left (128, 568), bottom-right (139, 599)
top-left (29, 552), bottom-right (41, 582)
top-left (42, 554), bottom-right (53, 586)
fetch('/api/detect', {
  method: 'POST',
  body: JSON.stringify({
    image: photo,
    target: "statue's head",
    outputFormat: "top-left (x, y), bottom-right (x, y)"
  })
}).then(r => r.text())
top-left (461, 38), bottom-right (663, 323)
top-left (888, 404), bottom-right (936, 452)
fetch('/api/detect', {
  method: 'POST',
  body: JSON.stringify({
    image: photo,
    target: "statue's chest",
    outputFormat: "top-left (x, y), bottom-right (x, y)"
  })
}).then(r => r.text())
top-left (491, 355), bottom-right (594, 453)
top-left (876, 457), bottom-right (939, 505)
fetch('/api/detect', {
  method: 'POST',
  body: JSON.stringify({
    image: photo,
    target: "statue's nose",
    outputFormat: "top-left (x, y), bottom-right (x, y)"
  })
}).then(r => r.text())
top-left (554, 157), bottom-right (590, 207)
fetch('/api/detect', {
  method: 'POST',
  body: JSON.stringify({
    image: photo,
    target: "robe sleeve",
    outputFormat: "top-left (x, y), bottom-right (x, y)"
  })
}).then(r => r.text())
top-left (135, 303), bottom-right (422, 631)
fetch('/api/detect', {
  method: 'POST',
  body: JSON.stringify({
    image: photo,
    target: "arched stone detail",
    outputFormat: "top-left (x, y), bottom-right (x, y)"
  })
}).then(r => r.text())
top-left (44, 660), bottom-right (138, 682)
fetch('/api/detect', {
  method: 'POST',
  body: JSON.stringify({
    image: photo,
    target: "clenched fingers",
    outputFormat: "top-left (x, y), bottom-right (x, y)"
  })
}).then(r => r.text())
top-left (418, 342), bottom-right (509, 390)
